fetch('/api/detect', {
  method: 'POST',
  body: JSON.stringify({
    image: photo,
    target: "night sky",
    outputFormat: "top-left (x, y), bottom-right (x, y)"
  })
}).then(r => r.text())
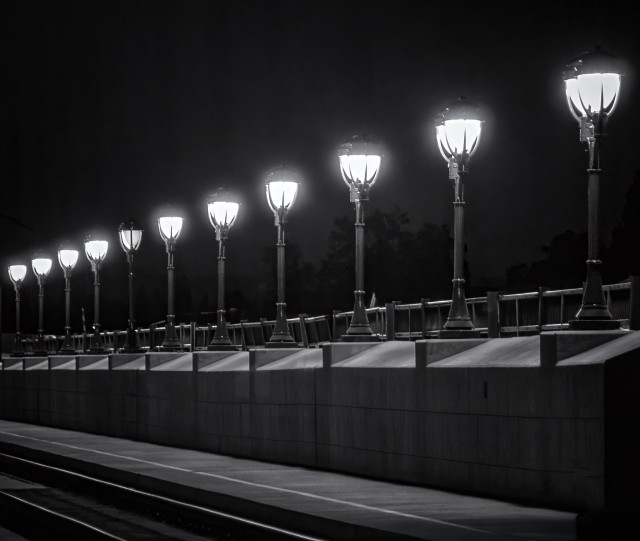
top-left (2, 1), bottom-right (639, 329)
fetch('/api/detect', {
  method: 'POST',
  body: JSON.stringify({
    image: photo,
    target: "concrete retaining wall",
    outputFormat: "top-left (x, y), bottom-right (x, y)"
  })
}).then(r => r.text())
top-left (2, 334), bottom-right (640, 515)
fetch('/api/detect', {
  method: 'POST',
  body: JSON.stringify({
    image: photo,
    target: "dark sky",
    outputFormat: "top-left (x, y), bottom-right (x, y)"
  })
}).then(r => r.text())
top-left (2, 0), bottom-right (639, 315)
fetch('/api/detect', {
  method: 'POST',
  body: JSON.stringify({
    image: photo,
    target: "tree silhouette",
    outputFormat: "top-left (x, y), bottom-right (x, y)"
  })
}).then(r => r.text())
top-left (604, 171), bottom-right (640, 282)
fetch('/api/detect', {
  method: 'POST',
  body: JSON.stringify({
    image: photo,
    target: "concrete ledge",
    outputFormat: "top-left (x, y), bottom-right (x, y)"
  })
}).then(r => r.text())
top-left (198, 352), bottom-right (250, 371)
top-left (540, 330), bottom-right (628, 369)
top-left (192, 351), bottom-right (237, 371)
top-left (250, 348), bottom-right (302, 370)
top-left (259, 349), bottom-right (323, 370)
top-left (321, 342), bottom-right (379, 368)
top-left (2, 358), bottom-right (24, 370)
top-left (49, 356), bottom-right (77, 370)
top-left (146, 352), bottom-right (184, 370)
top-left (109, 353), bottom-right (146, 370)
top-left (146, 352), bottom-right (192, 371)
top-left (77, 355), bottom-right (109, 370)
top-left (24, 357), bottom-right (49, 370)
top-left (415, 339), bottom-right (489, 368)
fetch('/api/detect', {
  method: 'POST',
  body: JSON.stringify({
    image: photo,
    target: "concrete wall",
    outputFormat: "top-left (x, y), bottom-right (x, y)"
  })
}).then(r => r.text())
top-left (2, 334), bottom-right (639, 515)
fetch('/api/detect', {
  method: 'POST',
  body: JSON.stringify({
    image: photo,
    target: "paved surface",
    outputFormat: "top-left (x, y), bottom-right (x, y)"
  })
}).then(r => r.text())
top-left (0, 420), bottom-right (576, 540)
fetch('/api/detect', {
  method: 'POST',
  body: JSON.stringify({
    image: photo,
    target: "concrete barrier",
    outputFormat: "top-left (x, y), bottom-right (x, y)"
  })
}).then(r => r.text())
top-left (2, 332), bottom-right (639, 516)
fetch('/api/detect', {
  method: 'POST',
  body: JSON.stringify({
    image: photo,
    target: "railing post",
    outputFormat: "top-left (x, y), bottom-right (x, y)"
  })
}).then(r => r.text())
top-left (190, 321), bottom-right (196, 351)
top-left (630, 276), bottom-right (640, 330)
top-left (150, 323), bottom-right (156, 351)
top-left (487, 291), bottom-right (500, 338)
top-left (538, 286), bottom-right (549, 333)
top-left (298, 314), bottom-right (309, 348)
top-left (332, 310), bottom-right (339, 341)
top-left (385, 303), bottom-right (396, 341)
top-left (420, 298), bottom-right (429, 339)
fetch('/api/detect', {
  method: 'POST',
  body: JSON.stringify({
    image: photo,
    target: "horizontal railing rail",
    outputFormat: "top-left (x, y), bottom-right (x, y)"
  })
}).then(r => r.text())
top-left (5, 278), bottom-right (638, 355)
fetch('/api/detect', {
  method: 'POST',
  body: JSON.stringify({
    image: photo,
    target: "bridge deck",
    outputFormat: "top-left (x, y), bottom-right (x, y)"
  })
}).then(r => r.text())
top-left (0, 419), bottom-right (575, 541)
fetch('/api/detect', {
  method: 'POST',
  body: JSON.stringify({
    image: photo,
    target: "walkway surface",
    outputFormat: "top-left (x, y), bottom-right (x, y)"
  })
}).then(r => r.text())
top-left (0, 420), bottom-right (576, 541)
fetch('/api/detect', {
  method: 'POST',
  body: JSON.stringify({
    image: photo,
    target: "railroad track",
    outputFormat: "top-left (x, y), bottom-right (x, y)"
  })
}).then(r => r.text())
top-left (0, 452), bottom-right (327, 541)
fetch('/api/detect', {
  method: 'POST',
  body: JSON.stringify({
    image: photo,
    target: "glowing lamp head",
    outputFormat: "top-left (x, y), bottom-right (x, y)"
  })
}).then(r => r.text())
top-left (208, 190), bottom-right (240, 240)
top-left (118, 217), bottom-right (143, 254)
top-left (435, 97), bottom-right (483, 166)
top-left (32, 256), bottom-right (53, 280)
top-left (158, 215), bottom-right (183, 247)
top-left (564, 47), bottom-right (622, 122)
top-left (58, 246), bottom-right (79, 273)
top-left (266, 166), bottom-right (300, 224)
top-left (8, 264), bottom-right (27, 287)
top-left (84, 236), bottom-right (109, 269)
top-left (338, 135), bottom-right (382, 197)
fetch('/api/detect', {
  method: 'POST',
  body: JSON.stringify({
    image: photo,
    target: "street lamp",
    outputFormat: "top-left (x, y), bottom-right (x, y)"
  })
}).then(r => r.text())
top-left (84, 235), bottom-right (109, 353)
top-left (207, 190), bottom-right (240, 350)
top-left (31, 254), bottom-right (53, 355)
top-left (8, 264), bottom-right (27, 356)
top-left (158, 212), bottom-right (184, 350)
top-left (564, 47), bottom-right (623, 330)
top-left (58, 244), bottom-right (79, 354)
top-left (338, 134), bottom-right (382, 341)
top-left (118, 218), bottom-right (144, 352)
top-left (265, 166), bottom-right (299, 347)
top-left (435, 96), bottom-right (483, 338)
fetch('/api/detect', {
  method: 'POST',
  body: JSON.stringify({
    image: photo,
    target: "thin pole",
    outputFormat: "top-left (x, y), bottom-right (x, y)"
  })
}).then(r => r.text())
top-left (88, 267), bottom-right (106, 353)
top-left (210, 236), bottom-right (234, 348)
top-left (161, 246), bottom-right (181, 350)
top-left (268, 218), bottom-right (295, 345)
top-left (344, 199), bottom-right (375, 338)
top-left (34, 279), bottom-right (47, 355)
top-left (12, 286), bottom-right (24, 356)
top-left (59, 270), bottom-right (75, 354)
top-left (442, 172), bottom-right (475, 333)
top-left (123, 253), bottom-right (142, 352)
top-left (573, 136), bottom-right (613, 323)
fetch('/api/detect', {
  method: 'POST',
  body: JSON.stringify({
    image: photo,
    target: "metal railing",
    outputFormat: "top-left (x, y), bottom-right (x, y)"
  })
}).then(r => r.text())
top-left (7, 278), bottom-right (638, 355)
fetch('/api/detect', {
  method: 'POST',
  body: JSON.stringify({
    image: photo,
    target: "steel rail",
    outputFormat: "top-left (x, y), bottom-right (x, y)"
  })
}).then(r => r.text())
top-left (0, 452), bottom-right (327, 541)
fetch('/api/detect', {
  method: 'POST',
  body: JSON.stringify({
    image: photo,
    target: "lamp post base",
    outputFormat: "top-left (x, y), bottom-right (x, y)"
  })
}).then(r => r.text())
top-left (341, 333), bottom-right (381, 343)
top-left (159, 343), bottom-right (183, 352)
top-left (266, 341), bottom-right (299, 348)
top-left (438, 328), bottom-right (481, 339)
top-left (207, 344), bottom-right (238, 351)
top-left (569, 319), bottom-right (621, 331)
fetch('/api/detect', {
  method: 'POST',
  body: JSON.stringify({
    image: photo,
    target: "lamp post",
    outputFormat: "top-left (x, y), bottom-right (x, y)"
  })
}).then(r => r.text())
top-left (338, 134), bottom-right (382, 341)
top-left (84, 235), bottom-right (109, 353)
top-left (31, 255), bottom-right (53, 356)
top-left (207, 190), bottom-right (240, 351)
top-left (118, 218), bottom-right (144, 352)
top-left (57, 245), bottom-right (79, 354)
top-left (564, 47), bottom-right (623, 330)
top-left (8, 264), bottom-right (27, 356)
top-left (265, 167), bottom-right (299, 347)
top-left (158, 213), bottom-right (183, 350)
top-left (435, 97), bottom-right (483, 338)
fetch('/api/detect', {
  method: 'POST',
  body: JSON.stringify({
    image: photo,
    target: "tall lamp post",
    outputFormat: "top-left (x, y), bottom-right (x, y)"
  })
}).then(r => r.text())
top-left (58, 245), bottom-right (79, 354)
top-left (265, 167), bottom-right (299, 347)
top-left (84, 235), bottom-right (109, 354)
top-left (435, 97), bottom-right (483, 338)
top-left (118, 218), bottom-right (144, 352)
top-left (338, 134), bottom-right (382, 341)
top-left (207, 191), bottom-right (240, 351)
top-left (158, 213), bottom-right (184, 351)
top-left (564, 47), bottom-right (623, 330)
top-left (8, 264), bottom-right (27, 357)
top-left (31, 255), bottom-right (53, 356)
